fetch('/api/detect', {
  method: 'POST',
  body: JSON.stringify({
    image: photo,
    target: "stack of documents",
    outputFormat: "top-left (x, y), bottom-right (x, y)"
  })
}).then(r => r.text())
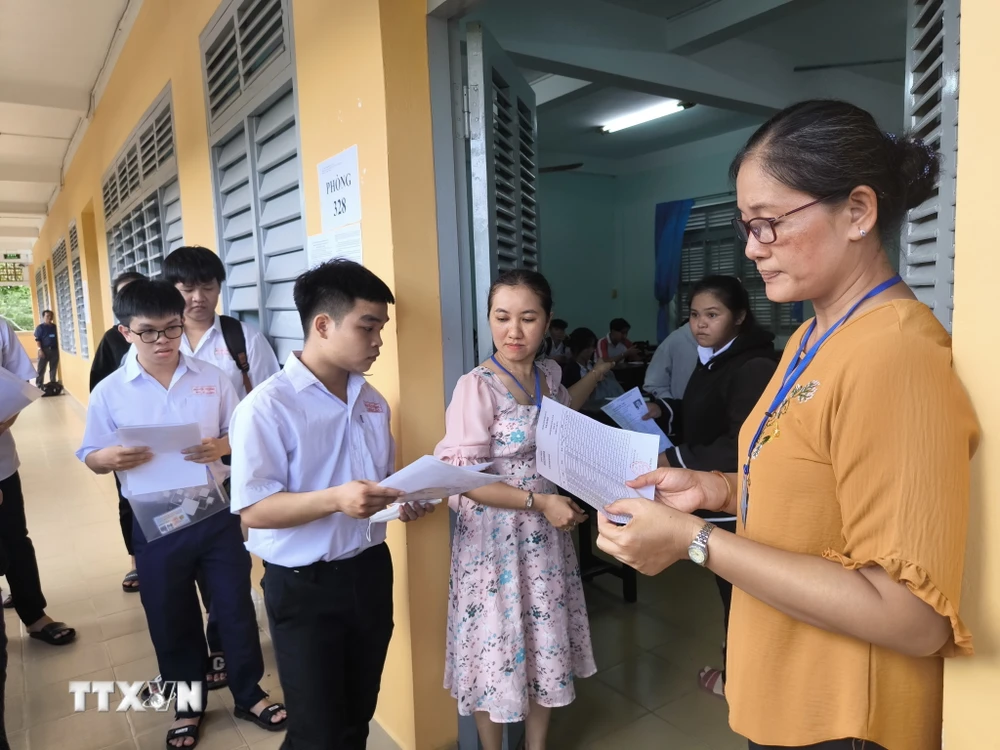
top-left (0, 367), bottom-right (42, 423)
top-left (117, 423), bottom-right (208, 495)
top-left (536, 398), bottom-right (657, 523)
top-left (369, 455), bottom-right (501, 523)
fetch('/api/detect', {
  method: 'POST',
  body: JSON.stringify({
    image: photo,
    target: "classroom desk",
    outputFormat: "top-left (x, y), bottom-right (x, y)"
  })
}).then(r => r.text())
top-left (612, 362), bottom-right (648, 393)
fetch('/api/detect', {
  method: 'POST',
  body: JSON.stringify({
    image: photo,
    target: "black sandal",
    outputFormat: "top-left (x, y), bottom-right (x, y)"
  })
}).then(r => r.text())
top-left (234, 702), bottom-right (287, 732)
top-left (164, 721), bottom-right (200, 748)
top-left (122, 569), bottom-right (140, 593)
top-left (2, 593), bottom-right (12, 609)
top-left (28, 621), bottom-right (76, 646)
top-left (206, 653), bottom-right (228, 691)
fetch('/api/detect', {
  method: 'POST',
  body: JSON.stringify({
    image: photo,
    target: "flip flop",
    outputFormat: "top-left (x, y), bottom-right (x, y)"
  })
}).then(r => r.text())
top-left (122, 569), bottom-right (140, 593)
top-left (165, 720), bottom-right (200, 749)
top-left (698, 666), bottom-right (726, 701)
top-left (234, 702), bottom-right (287, 732)
top-left (206, 653), bottom-right (228, 691)
top-left (29, 621), bottom-right (76, 646)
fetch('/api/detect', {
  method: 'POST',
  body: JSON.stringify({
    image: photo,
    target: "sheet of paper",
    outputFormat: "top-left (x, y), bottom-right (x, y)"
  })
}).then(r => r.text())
top-left (370, 455), bottom-right (500, 523)
top-left (601, 387), bottom-right (673, 453)
top-left (307, 225), bottom-right (364, 269)
top-left (318, 145), bottom-right (362, 232)
top-left (117, 423), bottom-right (207, 495)
top-left (0, 366), bottom-right (42, 424)
top-left (536, 397), bottom-right (658, 523)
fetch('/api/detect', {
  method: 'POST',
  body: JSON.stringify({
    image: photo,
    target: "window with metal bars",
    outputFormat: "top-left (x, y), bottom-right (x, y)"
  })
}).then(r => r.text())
top-left (52, 239), bottom-right (76, 355)
top-left (900, 0), bottom-right (959, 332)
top-left (101, 87), bottom-right (184, 283)
top-left (677, 199), bottom-right (799, 338)
top-left (201, 0), bottom-right (303, 362)
top-left (69, 224), bottom-right (89, 359)
top-left (0, 264), bottom-right (24, 284)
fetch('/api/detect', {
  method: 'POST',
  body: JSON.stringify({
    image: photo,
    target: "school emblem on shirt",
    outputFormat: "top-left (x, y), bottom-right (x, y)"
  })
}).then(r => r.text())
top-left (364, 401), bottom-right (384, 414)
top-left (751, 380), bottom-right (820, 460)
top-left (214, 347), bottom-right (230, 358)
top-left (192, 385), bottom-right (218, 396)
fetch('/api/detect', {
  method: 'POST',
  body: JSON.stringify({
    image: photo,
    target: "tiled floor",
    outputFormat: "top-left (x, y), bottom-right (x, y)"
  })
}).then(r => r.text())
top-left (3, 395), bottom-right (743, 750)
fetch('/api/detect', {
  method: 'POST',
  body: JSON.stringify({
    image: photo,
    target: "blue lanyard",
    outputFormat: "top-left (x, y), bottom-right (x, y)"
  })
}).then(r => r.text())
top-left (490, 355), bottom-right (542, 405)
top-left (740, 275), bottom-right (902, 524)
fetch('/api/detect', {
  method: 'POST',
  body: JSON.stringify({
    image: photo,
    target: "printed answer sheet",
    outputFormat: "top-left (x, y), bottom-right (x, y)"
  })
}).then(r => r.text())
top-left (117, 423), bottom-right (208, 495)
top-left (536, 397), bottom-right (657, 523)
top-left (602, 387), bottom-right (673, 453)
top-left (370, 455), bottom-right (501, 523)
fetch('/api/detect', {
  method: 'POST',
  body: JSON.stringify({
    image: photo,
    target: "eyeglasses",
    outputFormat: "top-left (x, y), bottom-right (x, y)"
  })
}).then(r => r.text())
top-left (731, 196), bottom-right (831, 245)
top-left (128, 325), bottom-right (184, 344)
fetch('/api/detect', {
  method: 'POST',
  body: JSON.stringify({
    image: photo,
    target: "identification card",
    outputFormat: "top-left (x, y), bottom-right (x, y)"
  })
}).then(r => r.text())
top-left (154, 509), bottom-right (191, 535)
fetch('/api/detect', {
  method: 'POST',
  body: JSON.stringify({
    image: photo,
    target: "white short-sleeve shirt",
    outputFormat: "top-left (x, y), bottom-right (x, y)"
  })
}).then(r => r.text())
top-left (181, 315), bottom-right (280, 399)
top-left (76, 349), bottom-right (239, 499)
top-left (228, 352), bottom-right (395, 567)
top-left (0, 317), bottom-right (39, 481)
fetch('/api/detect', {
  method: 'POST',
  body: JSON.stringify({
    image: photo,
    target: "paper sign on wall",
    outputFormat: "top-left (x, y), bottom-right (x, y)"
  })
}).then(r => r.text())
top-left (318, 145), bottom-right (362, 233)
top-left (307, 224), bottom-right (364, 269)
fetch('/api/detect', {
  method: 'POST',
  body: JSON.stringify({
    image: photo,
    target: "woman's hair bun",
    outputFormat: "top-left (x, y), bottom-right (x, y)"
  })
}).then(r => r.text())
top-left (885, 132), bottom-right (940, 211)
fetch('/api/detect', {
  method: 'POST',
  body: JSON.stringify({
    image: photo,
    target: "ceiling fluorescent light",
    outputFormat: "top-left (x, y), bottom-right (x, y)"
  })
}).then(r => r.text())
top-left (601, 101), bottom-right (692, 133)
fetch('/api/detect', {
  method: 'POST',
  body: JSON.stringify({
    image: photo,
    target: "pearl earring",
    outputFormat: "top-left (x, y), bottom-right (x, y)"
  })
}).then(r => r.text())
top-left (860, 229), bottom-right (867, 237)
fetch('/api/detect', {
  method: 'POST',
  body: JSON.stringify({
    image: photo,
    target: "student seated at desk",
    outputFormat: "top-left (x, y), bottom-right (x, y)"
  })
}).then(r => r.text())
top-left (77, 280), bottom-right (286, 749)
top-left (596, 318), bottom-right (641, 363)
top-left (539, 318), bottom-right (571, 364)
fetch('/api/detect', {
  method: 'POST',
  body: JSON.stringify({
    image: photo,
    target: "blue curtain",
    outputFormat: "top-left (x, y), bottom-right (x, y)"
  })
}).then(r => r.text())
top-left (654, 198), bottom-right (695, 343)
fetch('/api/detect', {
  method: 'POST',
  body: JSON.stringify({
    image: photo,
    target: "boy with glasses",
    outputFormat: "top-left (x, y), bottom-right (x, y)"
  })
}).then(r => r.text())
top-left (77, 280), bottom-right (286, 749)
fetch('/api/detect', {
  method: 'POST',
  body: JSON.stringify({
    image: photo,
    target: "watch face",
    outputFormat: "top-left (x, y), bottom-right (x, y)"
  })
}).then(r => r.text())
top-left (688, 545), bottom-right (707, 565)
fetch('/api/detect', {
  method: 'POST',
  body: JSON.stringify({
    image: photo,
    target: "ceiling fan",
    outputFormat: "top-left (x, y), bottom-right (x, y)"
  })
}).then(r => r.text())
top-left (539, 162), bottom-right (584, 174)
top-left (793, 57), bottom-right (904, 72)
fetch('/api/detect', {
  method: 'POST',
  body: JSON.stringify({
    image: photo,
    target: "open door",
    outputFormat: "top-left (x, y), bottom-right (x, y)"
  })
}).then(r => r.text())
top-left (466, 22), bottom-right (540, 364)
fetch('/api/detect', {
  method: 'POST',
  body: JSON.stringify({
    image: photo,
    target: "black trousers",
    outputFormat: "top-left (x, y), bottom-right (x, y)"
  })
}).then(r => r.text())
top-left (0, 543), bottom-right (9, 750)
top-left (0, 472), bottom-right (47, 625)
top-left (119, 473), bottom-right (222, 654)
top-left (35, 347), bottom-right (58, 386)
top-left (133, 509), bottom-right (265, 719)
top-left (750, 741), bottom-right (886, 749)
top-left (264, 543), bottom-right (394, 750)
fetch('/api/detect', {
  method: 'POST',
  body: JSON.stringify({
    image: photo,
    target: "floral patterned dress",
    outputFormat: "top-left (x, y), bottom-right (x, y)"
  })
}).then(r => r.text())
top-left (434, 359), bottom-right (597, 722)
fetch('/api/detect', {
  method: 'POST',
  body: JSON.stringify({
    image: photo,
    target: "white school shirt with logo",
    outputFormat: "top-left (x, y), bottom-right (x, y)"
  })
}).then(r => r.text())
top-left (180, 315), bottom-right (280, 399)
top-left (0, 317), bottom-right (39, 481)
top-left (228, 352), bottom-right (395, 567)
top-left (76, 349), bottom-right (239, 500)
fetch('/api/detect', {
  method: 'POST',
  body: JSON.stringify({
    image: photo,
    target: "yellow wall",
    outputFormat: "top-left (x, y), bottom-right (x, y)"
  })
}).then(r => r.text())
top-left (945, 0), bottom-right (1000, 744)
top-left (27, 0), bottom-right (221, 404)
top-left (28, 0), bottom-right (454, 747)
top-left (293, 0), bottom-right (454, 747)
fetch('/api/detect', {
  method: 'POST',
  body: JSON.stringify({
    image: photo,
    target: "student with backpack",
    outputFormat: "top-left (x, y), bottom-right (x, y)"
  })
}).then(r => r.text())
top-left (77, 280), bottom-right (286, 748)
top-left (162, 246), bottom-right (280, 399)
top-left (156, 246), bottom-right (280, 696)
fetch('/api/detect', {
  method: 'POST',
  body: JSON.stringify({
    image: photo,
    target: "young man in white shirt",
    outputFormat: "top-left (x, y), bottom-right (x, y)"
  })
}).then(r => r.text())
top-left (163, 245), bottom-right (280, 399)
top-left (77, 280), bottom-right (286, 748)
top-left (162, 245), bottom-right (280, 691)
top-left (230, 259), bottom-right (434, 749)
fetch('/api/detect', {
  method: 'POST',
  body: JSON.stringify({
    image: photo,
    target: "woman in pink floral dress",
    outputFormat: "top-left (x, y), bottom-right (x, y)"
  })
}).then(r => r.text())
top-left (435, 270), bottom-right (613, 750)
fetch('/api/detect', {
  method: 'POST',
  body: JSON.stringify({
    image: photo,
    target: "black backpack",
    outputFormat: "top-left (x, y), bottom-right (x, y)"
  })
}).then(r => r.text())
top-left (40, 382), bottom-right (65, 397)
top-left (219, 315), bottom-right (253, 394)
